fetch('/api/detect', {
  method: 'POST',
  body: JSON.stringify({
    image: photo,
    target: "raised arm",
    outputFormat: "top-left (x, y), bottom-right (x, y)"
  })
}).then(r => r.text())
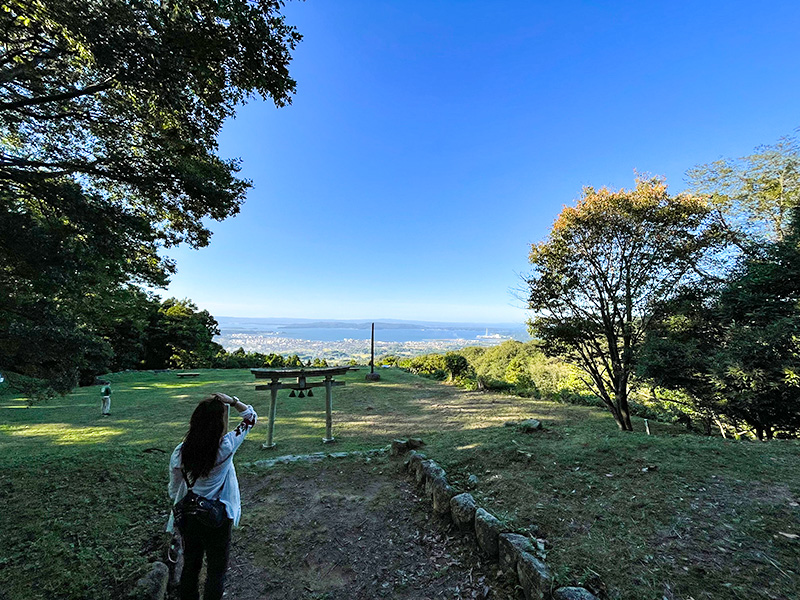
top-left (214, 393), bottom-right (258, 453)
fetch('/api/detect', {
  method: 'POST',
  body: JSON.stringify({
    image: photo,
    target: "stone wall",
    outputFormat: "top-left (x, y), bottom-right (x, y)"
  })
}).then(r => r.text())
top-left (393, 440), bottom-right (600, 600)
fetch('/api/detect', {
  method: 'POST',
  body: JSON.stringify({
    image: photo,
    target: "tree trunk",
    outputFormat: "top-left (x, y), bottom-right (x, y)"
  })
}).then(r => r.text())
top-left (615, 382), bottom-right (634, 431)
top-left (605, 402), bottom-right (626, 430)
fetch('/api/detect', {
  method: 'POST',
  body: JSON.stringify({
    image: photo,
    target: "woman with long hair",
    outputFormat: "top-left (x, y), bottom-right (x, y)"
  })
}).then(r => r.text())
top-left (167, 392), bottom-right (257, 600)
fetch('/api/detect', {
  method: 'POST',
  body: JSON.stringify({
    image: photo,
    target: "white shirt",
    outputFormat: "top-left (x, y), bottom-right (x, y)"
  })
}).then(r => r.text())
top-left (167, 405), bottom-right (257, 532)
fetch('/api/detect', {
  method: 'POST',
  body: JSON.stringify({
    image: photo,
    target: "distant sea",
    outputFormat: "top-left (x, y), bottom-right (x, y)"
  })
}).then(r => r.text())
top-left (216, 316), bottom-right (529, 343)
top-left (264, 327), bottom-right (516, 343)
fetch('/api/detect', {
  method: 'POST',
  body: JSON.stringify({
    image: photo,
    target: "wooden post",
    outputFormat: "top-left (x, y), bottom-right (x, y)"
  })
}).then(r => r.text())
top-left (322, 376), bottom-right (335, 443)
top-left (365, 322), bottom-right (381, 381)
top-left (263, 378), bottom-right (279, 449)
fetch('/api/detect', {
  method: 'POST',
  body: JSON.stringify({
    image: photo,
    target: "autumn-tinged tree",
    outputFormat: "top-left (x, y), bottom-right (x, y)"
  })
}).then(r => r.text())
top-left (526, 177), bottom-right (727, 431)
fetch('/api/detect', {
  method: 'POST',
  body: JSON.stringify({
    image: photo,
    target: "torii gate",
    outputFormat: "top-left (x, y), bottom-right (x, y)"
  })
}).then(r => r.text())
top-left (250, 366), bottom-right (349, 449)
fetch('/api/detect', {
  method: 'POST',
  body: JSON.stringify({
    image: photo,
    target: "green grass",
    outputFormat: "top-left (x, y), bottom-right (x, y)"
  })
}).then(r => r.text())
top-left (421, 410), bottom-right (800, 599)
top-left (0, 368), bottom-right (798, 600)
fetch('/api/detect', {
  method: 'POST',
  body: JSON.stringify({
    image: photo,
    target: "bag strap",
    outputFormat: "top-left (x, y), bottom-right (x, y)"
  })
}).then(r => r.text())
top-left (180, 452), bottom-right (232, 491)
top-left (180, 466), bottom-right (195, 490)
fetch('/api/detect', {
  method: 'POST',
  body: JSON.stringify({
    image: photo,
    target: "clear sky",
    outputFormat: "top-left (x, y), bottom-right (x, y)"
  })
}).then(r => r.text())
top-left (163, 0), bottom-right (800, 324)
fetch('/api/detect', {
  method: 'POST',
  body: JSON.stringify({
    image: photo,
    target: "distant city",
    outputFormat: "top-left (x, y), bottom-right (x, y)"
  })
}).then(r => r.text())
top-left (215, 317), bottom-right (529, 362)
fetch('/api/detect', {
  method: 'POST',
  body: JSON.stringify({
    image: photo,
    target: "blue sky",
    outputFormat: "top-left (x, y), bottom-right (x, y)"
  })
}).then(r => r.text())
top-left (163, 0), bottom-right (800, 324)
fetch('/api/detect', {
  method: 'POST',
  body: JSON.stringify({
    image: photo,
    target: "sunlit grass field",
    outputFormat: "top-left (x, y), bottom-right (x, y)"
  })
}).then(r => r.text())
top-left (1, 368), bottom-right (798, 600)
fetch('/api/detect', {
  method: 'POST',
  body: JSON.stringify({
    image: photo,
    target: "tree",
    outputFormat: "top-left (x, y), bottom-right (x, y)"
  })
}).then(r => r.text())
top-left (264, 353), bottom-right (286, 368)
top-left (142, 298), bottom-right (222, 370)
top-left (637, 284), bottom-right (729, 435)
top-left (641, 219), bottom-right (800, 439)
top-left (0, 0), bottom-right (301, 394)
top-left (443, 352), bottom-right (470, 382)
top-left (526, 177), bottom-right (726, 431)
top-left (285, 354), bottom-right (303, 368)
top-left (688, 133), bottom-right (800, 243)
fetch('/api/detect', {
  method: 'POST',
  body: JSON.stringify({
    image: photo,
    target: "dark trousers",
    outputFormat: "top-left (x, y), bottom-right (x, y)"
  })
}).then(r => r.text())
top-left (179, 516), bottom-right (232, 600)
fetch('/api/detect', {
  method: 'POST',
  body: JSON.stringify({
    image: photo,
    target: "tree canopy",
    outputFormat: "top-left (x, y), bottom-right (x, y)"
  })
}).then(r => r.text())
top-left (640, 210), bottom-right (800, 439)
top-left (0, 0), bottom-right (301, 394)
top-left (526, 177), bottom-right (727, 431)
top-left (688, 133), bottom-right (800, 243)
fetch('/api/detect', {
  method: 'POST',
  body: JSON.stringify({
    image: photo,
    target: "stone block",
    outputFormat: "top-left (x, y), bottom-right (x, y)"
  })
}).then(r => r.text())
top-left (414, 459), bottom-right (431, 485)
top-left (450, 493), bottom-right (477, 530)
top-left (129, 561), bottom-right (169, 600)
top-left (423, 462), bottom-right (446, 499)
top-left (431, 476), bottom-right (456, 516)
top-left (499, 533), bottom-right (535, 574)
top-left (407, 438), bottom-right (425, 449)
top-left (519, 419), bottom-right (543, 433)
top-left (390, 439), bottom-right (409, 457)
top-left (474, 508), bottom-right (503, 558)
top-left (404, 450), bottom-right (426, 473)
top-left (517, 552), bottom-right (552, 600)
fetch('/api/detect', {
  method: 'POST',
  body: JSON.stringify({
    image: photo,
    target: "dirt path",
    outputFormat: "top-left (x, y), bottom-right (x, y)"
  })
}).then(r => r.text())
top-left (224, 456), bottom-right (516, 600)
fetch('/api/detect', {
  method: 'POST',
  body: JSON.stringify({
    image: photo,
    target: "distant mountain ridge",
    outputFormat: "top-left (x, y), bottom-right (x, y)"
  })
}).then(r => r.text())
top-left (216, 316), bottom-right (524, 331)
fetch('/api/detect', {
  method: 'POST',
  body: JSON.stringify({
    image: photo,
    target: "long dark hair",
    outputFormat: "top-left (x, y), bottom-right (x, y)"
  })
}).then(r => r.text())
top-left (182, 396), bottom-right (226, 480)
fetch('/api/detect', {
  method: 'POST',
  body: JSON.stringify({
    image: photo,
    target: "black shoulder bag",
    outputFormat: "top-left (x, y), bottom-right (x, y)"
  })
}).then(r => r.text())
top-left (173, 457), bottom-right (230, 530)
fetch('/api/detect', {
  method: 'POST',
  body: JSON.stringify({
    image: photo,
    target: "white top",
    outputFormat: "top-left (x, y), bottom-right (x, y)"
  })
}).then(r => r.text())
top-left (166, 404), bottom-right (258, 532)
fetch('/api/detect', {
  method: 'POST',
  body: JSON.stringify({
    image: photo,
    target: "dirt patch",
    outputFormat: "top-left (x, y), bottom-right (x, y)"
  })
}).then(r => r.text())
top-left (225, 456), bottom-right (518, 599)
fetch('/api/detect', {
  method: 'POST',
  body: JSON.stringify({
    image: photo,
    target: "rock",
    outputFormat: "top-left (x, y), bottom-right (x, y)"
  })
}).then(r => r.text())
top-left (431, 476), bottom-right (456, 516)
top-left (414, 459), bottom-right (431, 486)
top-left (423, 462), bottom-right (446, 499)
top-left (466, 474), bottom-right (479, 488)
top-left (553, 587), bottom-right (599, 600)
top-left (129, 561), bottom-right (169, 600)
top-left (499, 533), bottom-right (535, 574)
top-left (365, 372), bottom-right (381, 381)
top-left (407, 438), bottom-right (425, 449)
top-left (390, 439), bottom-right (409, 457)
top-left (519, 419), bottom-right (543, 433)
top-left (474, 508), bottom-right (503, 558)
top-left (516, 552), bottom-right (552, 600)
top-left (450, 493), bottom-right (477, 530)
top-left (404, 450), bottom-right (426, 473)
top-left (504, 421), bottom-right (519, 427)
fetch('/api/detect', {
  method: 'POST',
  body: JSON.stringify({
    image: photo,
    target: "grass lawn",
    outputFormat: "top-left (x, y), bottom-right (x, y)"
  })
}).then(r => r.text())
top-left (0, 367), bottom-right (798, 599)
